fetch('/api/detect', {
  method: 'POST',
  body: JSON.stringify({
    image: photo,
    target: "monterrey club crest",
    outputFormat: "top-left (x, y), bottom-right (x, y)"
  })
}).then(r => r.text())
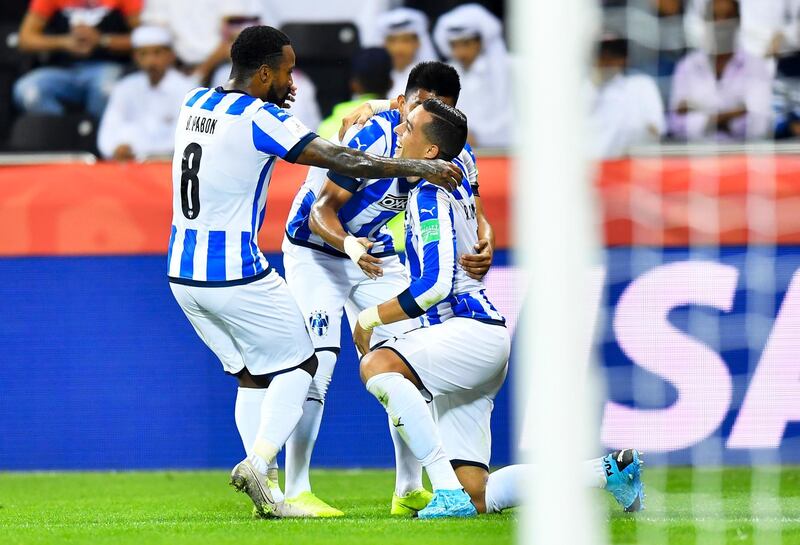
top-left (309, 310), bottom-right (330, 337)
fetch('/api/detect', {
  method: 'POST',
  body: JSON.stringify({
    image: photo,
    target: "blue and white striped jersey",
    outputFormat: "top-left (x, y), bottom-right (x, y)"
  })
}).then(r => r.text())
top-left (397, 175), bottom-right (505, 327)
top-left (285, 110), bottom-right (479, 258)
top-left (168, 87), bottom-right (317, 286)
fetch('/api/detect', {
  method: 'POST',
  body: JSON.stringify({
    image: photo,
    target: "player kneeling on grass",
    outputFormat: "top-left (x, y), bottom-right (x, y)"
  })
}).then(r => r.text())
top-left (167, 25), bottom-right (463, 519)
top-left (354, 99), bottom-right (646, 518)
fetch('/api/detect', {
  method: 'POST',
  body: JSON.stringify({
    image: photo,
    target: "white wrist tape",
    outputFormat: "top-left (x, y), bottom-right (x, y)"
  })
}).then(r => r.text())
top-left (358, 306), bottom-right (383, 331)
top-left (366, 99), bottom-right (391, 114)
top-left (343, 235), bottom-right (367, 266)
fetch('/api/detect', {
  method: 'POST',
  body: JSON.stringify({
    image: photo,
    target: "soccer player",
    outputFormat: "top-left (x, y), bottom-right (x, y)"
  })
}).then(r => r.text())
top-left (167, 26), bottom-right (462, 518)
top-left (354, 99), bottom-right (646, 518)
top-left (280, 62), bottom-right (493, 516)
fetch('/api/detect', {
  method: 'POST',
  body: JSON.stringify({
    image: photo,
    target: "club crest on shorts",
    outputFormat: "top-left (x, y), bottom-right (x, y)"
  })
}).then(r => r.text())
top-left (309, 310), bottom-right (329, 337)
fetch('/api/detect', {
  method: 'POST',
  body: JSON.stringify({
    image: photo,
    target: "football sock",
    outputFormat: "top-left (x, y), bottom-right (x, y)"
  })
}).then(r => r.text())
top-left (251, 367), bottom-right (313, 475)
top-left (366, 372), bottom-right (461, 491)
top-left (483, 458), bottom-right (611, 513)
top-left (389, 414), bottom-right (425, 496)
top-left (234, 387), bottom-right (265, 456)
top-left (285, 350), bottom-right (336, 498)
top-left (485, 464), bottom-right (526, 513)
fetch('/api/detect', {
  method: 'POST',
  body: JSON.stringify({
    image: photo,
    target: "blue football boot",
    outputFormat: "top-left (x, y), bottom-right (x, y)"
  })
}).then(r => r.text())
top-left (417, 489), bottom-right (478, 519)
top-left (603, 449), bottom-right (645, 512)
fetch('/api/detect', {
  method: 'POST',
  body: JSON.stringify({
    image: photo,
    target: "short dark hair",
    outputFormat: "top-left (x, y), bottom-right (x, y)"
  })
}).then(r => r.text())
top-left (405, 62), bottom-right (461, 102)
top-left (420, 98), bottom-right (468, 161)
top-left (230, 25), bottom-right (291, 80)
top-left (352, 47), bottom-right (392, 97)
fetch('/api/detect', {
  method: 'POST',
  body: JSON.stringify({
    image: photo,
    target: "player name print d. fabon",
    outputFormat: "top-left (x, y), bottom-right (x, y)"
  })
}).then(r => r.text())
top-left (185, 114), bottom-right (218, 135)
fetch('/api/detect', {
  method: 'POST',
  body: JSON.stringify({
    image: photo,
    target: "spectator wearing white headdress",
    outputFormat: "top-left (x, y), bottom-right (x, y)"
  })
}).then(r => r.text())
top-left (434, 3), bottom-right (512, 148)
top-left (376, 8), bottom-right (439, 100)
top-left (98, 25), bottom-right (196, 161)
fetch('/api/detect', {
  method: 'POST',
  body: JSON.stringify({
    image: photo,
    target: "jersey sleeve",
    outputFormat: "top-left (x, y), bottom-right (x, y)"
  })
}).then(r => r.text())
top-left (396, 185), bottom-right (457, 318)
top-left (461, 142), bottom-right (480, 195)
top-left (326, 114), bottom-right (394, 192)
top-left (252, 103), bottom-right (318, 163)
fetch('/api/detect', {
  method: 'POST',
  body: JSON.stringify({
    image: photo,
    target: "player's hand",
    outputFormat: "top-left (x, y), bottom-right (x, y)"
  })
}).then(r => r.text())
top-left (353, 322), bottom-right (374, 356)
top-left (338, 103), bottom-right (376, 141)
top-left (357, 243), bottom-right (384, 280)
top-left (460, 238), bottom-right (493, 280)
top-left (424, 160), bottom-right (462, 192)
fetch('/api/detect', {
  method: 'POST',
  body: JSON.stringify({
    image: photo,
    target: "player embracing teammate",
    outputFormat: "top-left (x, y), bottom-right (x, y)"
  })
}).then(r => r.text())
top-left (168, 24), bottom-right (644, 520)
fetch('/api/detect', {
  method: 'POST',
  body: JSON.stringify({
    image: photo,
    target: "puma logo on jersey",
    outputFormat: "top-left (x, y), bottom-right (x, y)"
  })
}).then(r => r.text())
top-left (352, 136), bottom-right (368, 151)
top-left (419, 206), bottom-right (435, 217)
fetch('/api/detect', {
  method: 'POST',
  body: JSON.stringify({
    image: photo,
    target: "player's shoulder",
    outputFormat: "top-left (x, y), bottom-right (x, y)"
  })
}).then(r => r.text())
top-left (342, 111), bottom-right (396, 153)
top-left (459, 142), bottom-right (476, 164)
top-left (182, 86), bottom-right (211, 106)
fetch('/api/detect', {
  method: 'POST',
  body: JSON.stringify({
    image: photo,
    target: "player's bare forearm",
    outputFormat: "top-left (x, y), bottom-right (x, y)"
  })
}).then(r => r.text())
top-left (309, 181), bottom-right (352, 251)
top-left (296, 137), bottom-right (461, 189)
top-left (376, 298), bottom-right (411, 325)
top-left (460, 196), bottom-right (495, 280)
top-left (475, 196), bottom-right (495, 250)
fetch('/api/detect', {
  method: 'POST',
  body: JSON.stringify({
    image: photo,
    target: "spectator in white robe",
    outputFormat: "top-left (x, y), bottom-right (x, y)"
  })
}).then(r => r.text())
top-left (433, 3), bottom-right (512, 148)
top-left (375, 8), bottom-right (438, 100)
top-left (97, 25), bottom-right (196, 161)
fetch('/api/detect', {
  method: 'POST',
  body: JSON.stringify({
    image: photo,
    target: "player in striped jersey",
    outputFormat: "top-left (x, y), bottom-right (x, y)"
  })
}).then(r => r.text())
top-left (279, 62), bottom-right (495, 517)
top-left (355, 100), bottom-right (645, 518)
top-left (167, 26), bottom-right (463, 519)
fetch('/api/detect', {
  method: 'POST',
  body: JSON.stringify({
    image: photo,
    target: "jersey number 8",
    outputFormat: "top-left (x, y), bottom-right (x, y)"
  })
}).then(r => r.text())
top-left (181, 142), bottom-right (202, 219)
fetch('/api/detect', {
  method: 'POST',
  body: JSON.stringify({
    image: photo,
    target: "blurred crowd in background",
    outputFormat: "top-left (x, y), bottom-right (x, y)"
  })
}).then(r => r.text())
top-left (2, 0), bottom-right (800, 161)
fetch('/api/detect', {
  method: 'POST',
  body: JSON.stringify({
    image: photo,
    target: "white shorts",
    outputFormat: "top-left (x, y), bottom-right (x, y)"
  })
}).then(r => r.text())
top-left (282, 239), bottom-right (418, 352)
top-left (379, 317), bottom-right (511, 468)
top-left (170, 269), bottom-right (315, 376)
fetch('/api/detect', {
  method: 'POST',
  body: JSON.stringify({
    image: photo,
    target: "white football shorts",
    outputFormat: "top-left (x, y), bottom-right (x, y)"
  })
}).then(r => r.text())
top-left (282, 239), bottom-right (419, 352)
top-left (170, 269), bottom-right (315, 376)
top-left (378, 317), bottom-right (511, 469)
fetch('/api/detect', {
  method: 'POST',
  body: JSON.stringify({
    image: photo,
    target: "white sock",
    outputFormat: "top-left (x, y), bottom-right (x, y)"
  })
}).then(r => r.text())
top-left (366, 372), bottom-right (461, 491)
top-left (485, 465), bottom-right (526, 513)
top-left (483, 459), bottom-right (609, 514)
top-left (284, 350), bottom-right (336, 498)
top-left (234, 387), bottom-right (265, 456)
top-left (267, 458), bottom-right (284, 503)
top-left (251, 367), bottom-right (313, 475)
top-left (389, 416), bottom-right (424, 496)
top-left (582, 456), bottom-right (608, 488)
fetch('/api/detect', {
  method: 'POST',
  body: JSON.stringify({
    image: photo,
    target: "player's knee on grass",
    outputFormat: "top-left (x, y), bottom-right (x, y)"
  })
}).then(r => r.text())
top-left (455, 465), bottom-right (489, 514)
top-left (359, 349), bottom-right (418, 386)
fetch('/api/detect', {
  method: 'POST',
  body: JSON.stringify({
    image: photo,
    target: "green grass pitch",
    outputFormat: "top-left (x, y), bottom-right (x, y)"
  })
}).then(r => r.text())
top-left (1, 467), bottom-right (799, 545)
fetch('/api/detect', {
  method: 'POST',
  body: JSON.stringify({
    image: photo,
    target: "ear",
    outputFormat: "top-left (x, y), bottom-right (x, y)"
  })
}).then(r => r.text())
top-left (396, 94), bottom-right (406, 110)
top-left (424, 144), bottom-right (440, 160)
top-left (258, 64), bottom-right (271, 83)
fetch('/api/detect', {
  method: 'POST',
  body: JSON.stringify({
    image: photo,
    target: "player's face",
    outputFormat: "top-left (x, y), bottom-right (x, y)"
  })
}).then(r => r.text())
top-left (394, 106), bottom-right (438, 160)
top-left (133, 45), bottom-right (175, 84)
top-left (265, 45), bottom-right (295, 106)
top-left (384, 33), bottom-right (419, 71)
top-left (399, 89), bottom-right (456, 125)
top-left (449, 37), bottom-right (482, 69)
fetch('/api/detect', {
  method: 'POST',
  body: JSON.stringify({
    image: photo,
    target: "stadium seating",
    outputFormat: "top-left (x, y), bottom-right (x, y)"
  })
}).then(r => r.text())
top-left (8, 113), bottom-right (99, 154)
top-left (281, 22), bottom-right (360, 117)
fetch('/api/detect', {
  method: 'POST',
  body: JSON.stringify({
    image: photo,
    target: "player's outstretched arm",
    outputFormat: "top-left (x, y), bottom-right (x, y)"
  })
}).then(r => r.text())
top-left (309, 180), bottom-right (384, 279)
top-left (294, 137), bottom-right (462, 190)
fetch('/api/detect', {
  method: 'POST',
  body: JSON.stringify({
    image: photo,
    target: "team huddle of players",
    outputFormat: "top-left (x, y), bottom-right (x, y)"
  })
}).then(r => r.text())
top-left (167, 25), bottom-right (645, 519)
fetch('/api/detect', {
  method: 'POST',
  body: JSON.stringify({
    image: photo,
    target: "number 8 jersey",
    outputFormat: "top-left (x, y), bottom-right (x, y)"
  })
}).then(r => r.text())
top-left (168, 87), bottom-right (317, 286)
